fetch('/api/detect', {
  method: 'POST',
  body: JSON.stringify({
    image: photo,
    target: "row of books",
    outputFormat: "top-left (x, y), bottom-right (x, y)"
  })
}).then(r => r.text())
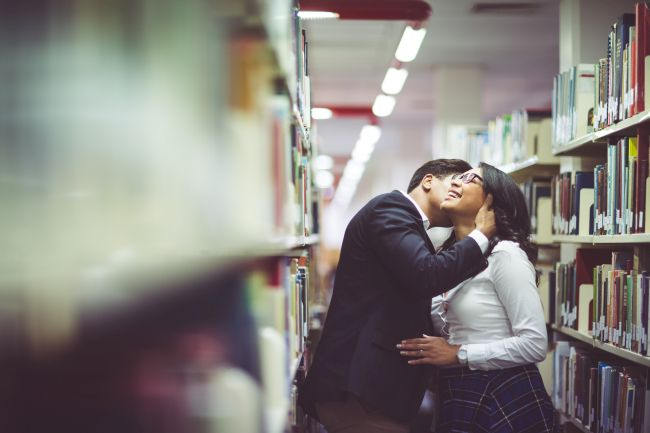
top-left (290, 121), bottom-right (316, 236)
top-left (522, 177), bottom-right (551, 235)
top-left (254, 256), bottom-right (312, 368)
top-left (269, 33), bottom-right (317, 237)
top-left (467, 110), bottom-right (553, 168)
top-left (553, 4), bottom-right (650, 148)
top-left (553, 341), bottom-right (650, 433)
top-left (249, 253), bottom-right (315, 431)
top-left (595, 6), bottom-right (650, 130)
top-left (548, 249), bottom-right (650, 359)
top-left (551, 171), bottom-right (595, 235)
top-left (592, 252), bottom-right (650, 354)
top-left (594, 137), bottom-right (649, 235)
top-left (552, 64), bottom-right (595, 147)
top-left (551, 141), bottom-right (650, 236)
top-left (550, 249), bottom-right (608, 332)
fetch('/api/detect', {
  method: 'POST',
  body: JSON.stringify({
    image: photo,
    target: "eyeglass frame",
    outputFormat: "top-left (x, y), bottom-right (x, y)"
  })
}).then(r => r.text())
top-left (452, 172), bottom-right (483, 184)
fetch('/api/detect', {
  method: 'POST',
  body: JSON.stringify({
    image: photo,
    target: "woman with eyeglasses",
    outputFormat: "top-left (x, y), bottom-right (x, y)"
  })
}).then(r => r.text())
top-left (398, 163), bottom-right (556, 433)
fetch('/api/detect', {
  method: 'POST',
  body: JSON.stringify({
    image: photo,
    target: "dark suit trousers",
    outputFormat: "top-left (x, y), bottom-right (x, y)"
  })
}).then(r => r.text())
top-left (315, 395), bottom-right (409, 433)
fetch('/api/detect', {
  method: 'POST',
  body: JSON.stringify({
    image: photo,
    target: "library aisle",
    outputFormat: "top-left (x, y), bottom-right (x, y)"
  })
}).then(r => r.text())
top-left (3, 0), bottom-right (650, 433)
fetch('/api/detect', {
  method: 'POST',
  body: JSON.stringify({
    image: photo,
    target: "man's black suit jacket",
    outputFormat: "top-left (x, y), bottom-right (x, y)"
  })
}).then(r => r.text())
top-left (299, 190), bottom-right (489, 422)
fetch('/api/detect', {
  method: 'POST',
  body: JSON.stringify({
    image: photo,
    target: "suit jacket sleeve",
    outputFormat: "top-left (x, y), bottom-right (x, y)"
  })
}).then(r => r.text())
top-left (368, 199), bottom-right (486, 299)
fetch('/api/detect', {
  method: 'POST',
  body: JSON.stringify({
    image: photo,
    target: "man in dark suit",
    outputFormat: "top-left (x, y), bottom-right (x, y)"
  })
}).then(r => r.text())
top-left (299, 159), bottom-right (496, 432)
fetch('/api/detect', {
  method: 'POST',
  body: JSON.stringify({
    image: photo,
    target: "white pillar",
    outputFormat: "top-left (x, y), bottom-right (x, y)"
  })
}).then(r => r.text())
top-left (431, 65), bottom-right (484, 160)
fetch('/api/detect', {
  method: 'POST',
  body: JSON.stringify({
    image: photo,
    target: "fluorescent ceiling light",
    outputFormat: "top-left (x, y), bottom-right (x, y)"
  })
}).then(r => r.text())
top-left (395, 26), bottom-right (426, 62)
top-left (359, 125), bottom-right (382, 145)
top-left (352, 144), bottom-right (373, 163)
top-left (297, 11), bottom-right (339, 20)
top-left (343, 160), bottom-right (365, 181)
top-left (381, 67), bottom-right (409, 95)
top-left (311, 107), bottom-right (333, 120)
top-left (314, 154), bottom-right (334, 171)
top-left (315, 170), bottom-right (334, 189)
top-left (372, 95), bottom-right (396, 117)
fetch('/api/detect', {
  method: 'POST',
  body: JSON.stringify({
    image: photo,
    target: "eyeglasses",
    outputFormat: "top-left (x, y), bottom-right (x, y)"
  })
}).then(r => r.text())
top-left (452, 172), bottom-right (483, 184)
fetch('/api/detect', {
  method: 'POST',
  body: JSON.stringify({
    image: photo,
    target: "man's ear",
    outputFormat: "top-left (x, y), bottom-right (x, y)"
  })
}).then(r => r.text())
top-left (421, 174), bottom-right (434, 192)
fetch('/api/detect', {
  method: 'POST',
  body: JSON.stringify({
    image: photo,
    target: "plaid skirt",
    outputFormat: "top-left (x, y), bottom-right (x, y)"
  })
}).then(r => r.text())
top-left (437, 364), bottom-right (558, 433)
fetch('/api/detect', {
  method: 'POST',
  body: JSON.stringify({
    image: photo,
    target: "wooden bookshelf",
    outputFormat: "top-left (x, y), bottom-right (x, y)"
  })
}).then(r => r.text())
top-left (238, 235), bottom-right (319, 259)
top-left (551, 325), bottom-right (650, 367)
top-left (549, 233), bottom-right (650, 245)
top-left (552, 134), bottom-right (599, 157)
top-left (592, 339), bottom-right (650, 367)
top-left (290, 352), bottom-right (303, 380)
top-left (292, 104), bottom-right (310, 145)
top-left (551, 235), bottom-right (593, 244)
top-left (593, 110), bottom-right (650, 140)
top-left (499, 156), bottom-right (559, 183)
top-left (551, 324), bottom-right (594, 345)
top-left (532, 234), bottom-right (557, 246)
top-left (553, 110), bottom-right (650, 157)
top-left (592, 233), bottom-right (650, 244)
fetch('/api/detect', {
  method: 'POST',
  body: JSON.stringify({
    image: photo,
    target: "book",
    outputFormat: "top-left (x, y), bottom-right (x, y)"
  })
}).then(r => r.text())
top-left (553, 65), bottom-right (595, 148)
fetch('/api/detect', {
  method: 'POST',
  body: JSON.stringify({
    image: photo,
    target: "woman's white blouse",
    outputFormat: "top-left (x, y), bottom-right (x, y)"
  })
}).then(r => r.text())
top-left (431, 240), bottom-right (548, 371)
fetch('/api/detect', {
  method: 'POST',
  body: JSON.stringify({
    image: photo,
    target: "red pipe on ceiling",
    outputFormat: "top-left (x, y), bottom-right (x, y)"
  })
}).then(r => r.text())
top-left (299, 0), bottom-right (432, 22)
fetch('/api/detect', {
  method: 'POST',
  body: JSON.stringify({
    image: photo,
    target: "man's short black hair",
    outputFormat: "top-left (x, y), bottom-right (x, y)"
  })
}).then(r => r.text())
top-left (406, 159), bottom-right (472, 193)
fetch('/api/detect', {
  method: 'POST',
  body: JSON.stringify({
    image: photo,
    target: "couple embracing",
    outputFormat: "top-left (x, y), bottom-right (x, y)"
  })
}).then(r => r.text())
top-left (299, 159), bottom-right (557, 433)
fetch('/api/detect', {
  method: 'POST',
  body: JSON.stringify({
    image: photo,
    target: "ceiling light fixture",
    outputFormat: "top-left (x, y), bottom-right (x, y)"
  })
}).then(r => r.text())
top-left (311, 107), bottom-right (333, 119)
top-left (297, 11), bottom-right (340, 19)
top-left (372, 94), bottom-right (396, 117)
top-left (314, 154), bottom-right (334, 170)
top-left (381, 67), bottom-right (409, 95)
top-left (359, 125), bottom-right (382, 145)
top-left (395, 26), bottom-right (426, 62)
top-left (315, 170), bottom-right (335, 189)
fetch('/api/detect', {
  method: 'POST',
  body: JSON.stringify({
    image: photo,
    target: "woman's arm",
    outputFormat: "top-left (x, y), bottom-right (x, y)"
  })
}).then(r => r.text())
top-left (461, 249), bottom-right (548, 370)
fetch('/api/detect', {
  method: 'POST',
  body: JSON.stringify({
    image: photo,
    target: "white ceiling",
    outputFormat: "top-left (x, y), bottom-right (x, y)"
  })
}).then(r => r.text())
top-left (305, 0), bottom-right (560, 158)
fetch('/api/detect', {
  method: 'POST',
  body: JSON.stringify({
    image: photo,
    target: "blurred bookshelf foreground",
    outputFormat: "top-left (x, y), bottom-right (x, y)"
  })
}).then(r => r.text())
top-left (0, 0), bottom-right (326, 432)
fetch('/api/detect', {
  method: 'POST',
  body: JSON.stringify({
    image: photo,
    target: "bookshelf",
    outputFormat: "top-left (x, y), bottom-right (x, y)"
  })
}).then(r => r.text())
top-left (549, 234), bottom-right (650, 245)
top-left (550, 325), bottom-right (593, 346)
top-left (552, 324), bottom-right (650, 367)
top-left (592, 234), bottom-right (650, 244)
top-left (499, 156), bottom-right (559, 183)
top-left (558, 412), bottom-right (591, 433)
top-left (553, 111), bottom-right (650, 157)
top-left (0, 1), bottom-right (324, 431)
top-left (469, 9), bottom-right (650, 430)
top-left (531, 234), bottom-right (557, 246)
top-left (551, 235), bottom-right (594, 244)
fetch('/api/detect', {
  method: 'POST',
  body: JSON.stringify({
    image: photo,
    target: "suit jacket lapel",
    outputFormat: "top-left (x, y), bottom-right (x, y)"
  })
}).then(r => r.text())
top-left (418, 224), bottom-right (436, 253)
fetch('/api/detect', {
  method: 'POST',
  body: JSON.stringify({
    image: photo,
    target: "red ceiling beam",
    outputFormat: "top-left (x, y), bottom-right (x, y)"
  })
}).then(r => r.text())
top-left (316, 105), bottom-right (378, 123)
top-left (299, 0), bottom-right (432, 22)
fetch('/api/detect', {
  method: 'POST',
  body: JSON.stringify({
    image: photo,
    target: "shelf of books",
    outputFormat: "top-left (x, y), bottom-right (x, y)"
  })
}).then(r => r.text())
top-left (547, 11), bottom-right (650, 426)
top-left (552, 337), bottom-right (650, 433)
top-left (549, 234), bottom-right (650, 245)
top-left (552, 235), bottom-right (595, 244)
top-left (558, 411), bottom-right (591, 433)
top-left (0, 1), bottom-right (324, 431)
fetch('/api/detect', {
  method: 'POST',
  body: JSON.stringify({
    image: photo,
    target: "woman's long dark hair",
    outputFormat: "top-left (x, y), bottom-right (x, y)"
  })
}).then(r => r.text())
top-left (441, 163), bottom-right (537, 265)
